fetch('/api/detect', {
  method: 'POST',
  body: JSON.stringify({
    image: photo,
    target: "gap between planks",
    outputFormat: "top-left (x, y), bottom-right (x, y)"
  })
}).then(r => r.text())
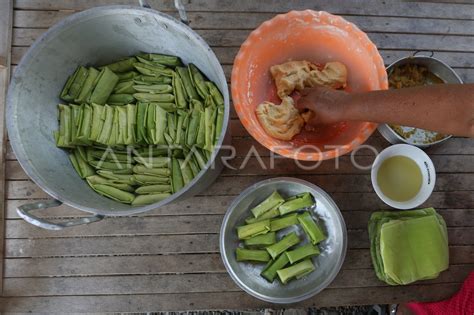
top-left (1, 264), bottom-right (472, 297)
top-left (11, 0), bottom-right (474, 20)
top-left (0, 284), bottom-right (464, 312)
top-left (2, 246), bottom-right (472, 277)
top-left (10, 11), bottom-right (474, 34)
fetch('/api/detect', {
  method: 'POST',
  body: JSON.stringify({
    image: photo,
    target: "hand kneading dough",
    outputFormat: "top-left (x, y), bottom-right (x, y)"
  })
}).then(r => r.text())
top-left (257, 60), bottom-right (348, 141)
top-left (256, 97), bottom-right (304, 141)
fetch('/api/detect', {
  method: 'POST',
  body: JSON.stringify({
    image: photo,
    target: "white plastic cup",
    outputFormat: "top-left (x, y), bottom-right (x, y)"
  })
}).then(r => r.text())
top-left (371, 144), bottom-right (436, 209)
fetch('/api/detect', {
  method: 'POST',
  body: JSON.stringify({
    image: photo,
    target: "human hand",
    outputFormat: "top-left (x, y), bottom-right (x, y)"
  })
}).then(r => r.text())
top-left (294, 86), bottom-right (349, 125)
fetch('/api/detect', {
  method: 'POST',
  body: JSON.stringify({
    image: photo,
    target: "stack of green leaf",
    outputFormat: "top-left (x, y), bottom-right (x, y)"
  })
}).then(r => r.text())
top-left (53, 53), bottom-right (225, 206)
top-left (368, 208), bottom-right (449, 285)
top-left (235, 191), bottom-right (327, 284)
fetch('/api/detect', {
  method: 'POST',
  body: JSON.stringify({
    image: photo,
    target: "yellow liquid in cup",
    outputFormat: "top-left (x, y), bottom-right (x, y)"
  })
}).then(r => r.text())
top-left (377, 155), bottom-right (423, 202)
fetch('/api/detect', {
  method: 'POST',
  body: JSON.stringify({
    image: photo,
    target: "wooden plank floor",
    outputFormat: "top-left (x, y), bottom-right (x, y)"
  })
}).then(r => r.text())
top-left (1, 0), bottom-right (473, 312)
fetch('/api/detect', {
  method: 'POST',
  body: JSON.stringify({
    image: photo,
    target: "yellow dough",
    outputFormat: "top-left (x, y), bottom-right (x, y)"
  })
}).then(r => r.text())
top-left (257, 60), bottom-right (348, 141)
top-left (256, 97), bottom-right (304, 141)
top-left (270, 61), bottom-right (347, 98)
top-left (307, 62), bottom-right (347, 90)
top-left (270, 61), bottom-right (313, 99)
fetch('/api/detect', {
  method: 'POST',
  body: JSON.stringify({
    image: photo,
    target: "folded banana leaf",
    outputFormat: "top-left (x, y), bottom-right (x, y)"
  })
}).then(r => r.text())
top-left (368, 208), bottom-right (448, 286)
top-left (86, 175), bottom-right (135, 192)
top-left (133, 174), bottom-right (170, 185)
top-left (89, 103), bottom-right (105, 141)
top-left (125, 104), bottom-right (137, 145)
top-left (69, 149), bottom-right (95, 178)
top-left (61, 66), bottom-right (88, 102)
top-left (88, 67), bottom-right (119, 105)
top-left (131, 193), bottom-right (171, 206)
top-left (76, 104), bottom-right (92, 145)
top-left (136, 102), bottom-right (149, 144)
top-left (117, 71), bottom-right (139, 82)
top-left (176, 66), bottom-right (199, 101)
top-left (178, 159), bottom-right (194, 186)
top-left (135, 184), bottom-right (172, 194)
top-left (171, 158), bottom-right (184, 193)
top-left (55, 104), bottom-right (73, 148)
top-left (133, 165), bottom-right (170, 177)
top-left (133, 84), bottom-right (173, 94)
top-left (172, 72), bottom-right (188, 108)
top-left (188, 63), bottom-right (208, 100)
top-left (100, 57), bottom-right (137, 73)
top-left (91, 183), bottom-right (135, 203)
top-left (113, 80), bottom-right (136, 94)
top-left (140, 53), bottom-right (183, 67)
top-left (75, 67), bottom-right (100, 103)
top-left (133, 93), bottom-right (174, 103)
top-left (107, 93), bottom-right (135, 106)
top-left (134, 75), bottom-right (172, 85)
top-left (205, 81), bottom-right (224, 106)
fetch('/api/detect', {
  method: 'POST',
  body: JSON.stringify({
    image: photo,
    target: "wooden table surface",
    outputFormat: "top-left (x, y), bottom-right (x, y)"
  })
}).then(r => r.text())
top-left (0, 0), bottom-right (473, 312)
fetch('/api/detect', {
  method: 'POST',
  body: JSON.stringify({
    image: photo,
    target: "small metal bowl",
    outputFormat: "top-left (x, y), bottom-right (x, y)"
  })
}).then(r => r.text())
top-left (219, 177), bottom-right (347, 304)
top-left (378, 55), bottom-right (463, 148)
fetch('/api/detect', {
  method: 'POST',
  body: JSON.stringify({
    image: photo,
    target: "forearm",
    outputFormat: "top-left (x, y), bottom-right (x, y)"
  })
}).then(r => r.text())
top-left (341, 84), bottom-right (474, 137)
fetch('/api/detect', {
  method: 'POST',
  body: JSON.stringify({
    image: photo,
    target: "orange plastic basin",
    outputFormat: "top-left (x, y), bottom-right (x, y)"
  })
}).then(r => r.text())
top-left (231, 10), bottom-right (388, 161)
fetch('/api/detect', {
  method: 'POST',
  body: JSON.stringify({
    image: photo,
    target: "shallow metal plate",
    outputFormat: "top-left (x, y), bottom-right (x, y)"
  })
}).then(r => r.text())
top-left (219, 177), bottom-right (347, 304)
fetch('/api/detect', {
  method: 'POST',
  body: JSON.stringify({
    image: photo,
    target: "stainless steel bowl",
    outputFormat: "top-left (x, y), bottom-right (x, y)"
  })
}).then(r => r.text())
top-left (219, 177), bottom-right (347, 304)
top-left (378, 55), bottom-right (463, 148)
top-left (6, 5), bottom-right (230, 230)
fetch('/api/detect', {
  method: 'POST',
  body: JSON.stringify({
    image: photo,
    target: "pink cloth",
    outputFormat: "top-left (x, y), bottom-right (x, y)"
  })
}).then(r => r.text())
top-left (406, 271), bottom-right (474, 315)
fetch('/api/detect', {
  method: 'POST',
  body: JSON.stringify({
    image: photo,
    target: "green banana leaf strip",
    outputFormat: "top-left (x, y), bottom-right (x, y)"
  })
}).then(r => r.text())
top-left (100, 57), bottom-right (137, 73)
top-left (172, 72), bottom-right (188, 109)
top-left (136, 102), bottom-right (149, 144)
top-left (131, 193), bottom-right (171, 206)
top-left (214, 105), bottom-right (224, 145)
top-left (205, 81), bottom-right (224, 106)
top-left (96, 105), bottom-right (114, 144)
top-left (133, 174), bottom-right (170, 185)
top-left (171, 158), bottom-right (184, 193)
top-left (133, 165), bottom-right (170, 177)
top-left (88, 159), bottom-right (133, 171)
top-left (261, 252), bottom-right (290, 283)
top-left (56, 104), bottom-right (73, 148)
top-left (133, 93), bottom-right (174, 103)
top-left (125, 104), bottom-right (137, 145)
top-left (88, 67), bottom-right (119, 105)
top-left (186, 108), bottom-right (201, 147)
top-left (204, 104), bottom-right (217, 152)
top-left (107, 93), bottom-right (135, 105)
top-left (117, 71), bottom-right (139, 82)
top-left (133, 84), bottom-right (173, 94)
top-left (154, 104), bottom-right (168, 145)
top-left (86, 175), bottom-right (135, 192)
top-left (113, 80), bottom-right (136, 94)
top-left (75, 67), bottom-right (100, 103)
top-left (188, 63), bottom-right (209, 99)
top-left (61, 66), bottom-right (88, 102)
top-left (135, 184), bottom-right (172, 194)
top-left (133, 156), bottom-right (170, 168)
top-left (134, 75), bottom-right (172, 84)
top-left (178, 159), bottom-right (194, 186)
top-left (176, 66), bottom-right (199, 100)
top-left (91, 184), bottom-right (135, 203)
top-left (143, 53), bottom-right (183, 67)
top-left (88, 103), bottom-right (105, 142)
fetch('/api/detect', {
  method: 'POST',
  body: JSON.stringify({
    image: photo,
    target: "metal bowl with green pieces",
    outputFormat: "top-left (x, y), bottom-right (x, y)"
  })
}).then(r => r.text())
top-left (219, 177), bottom-right (347, 304)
